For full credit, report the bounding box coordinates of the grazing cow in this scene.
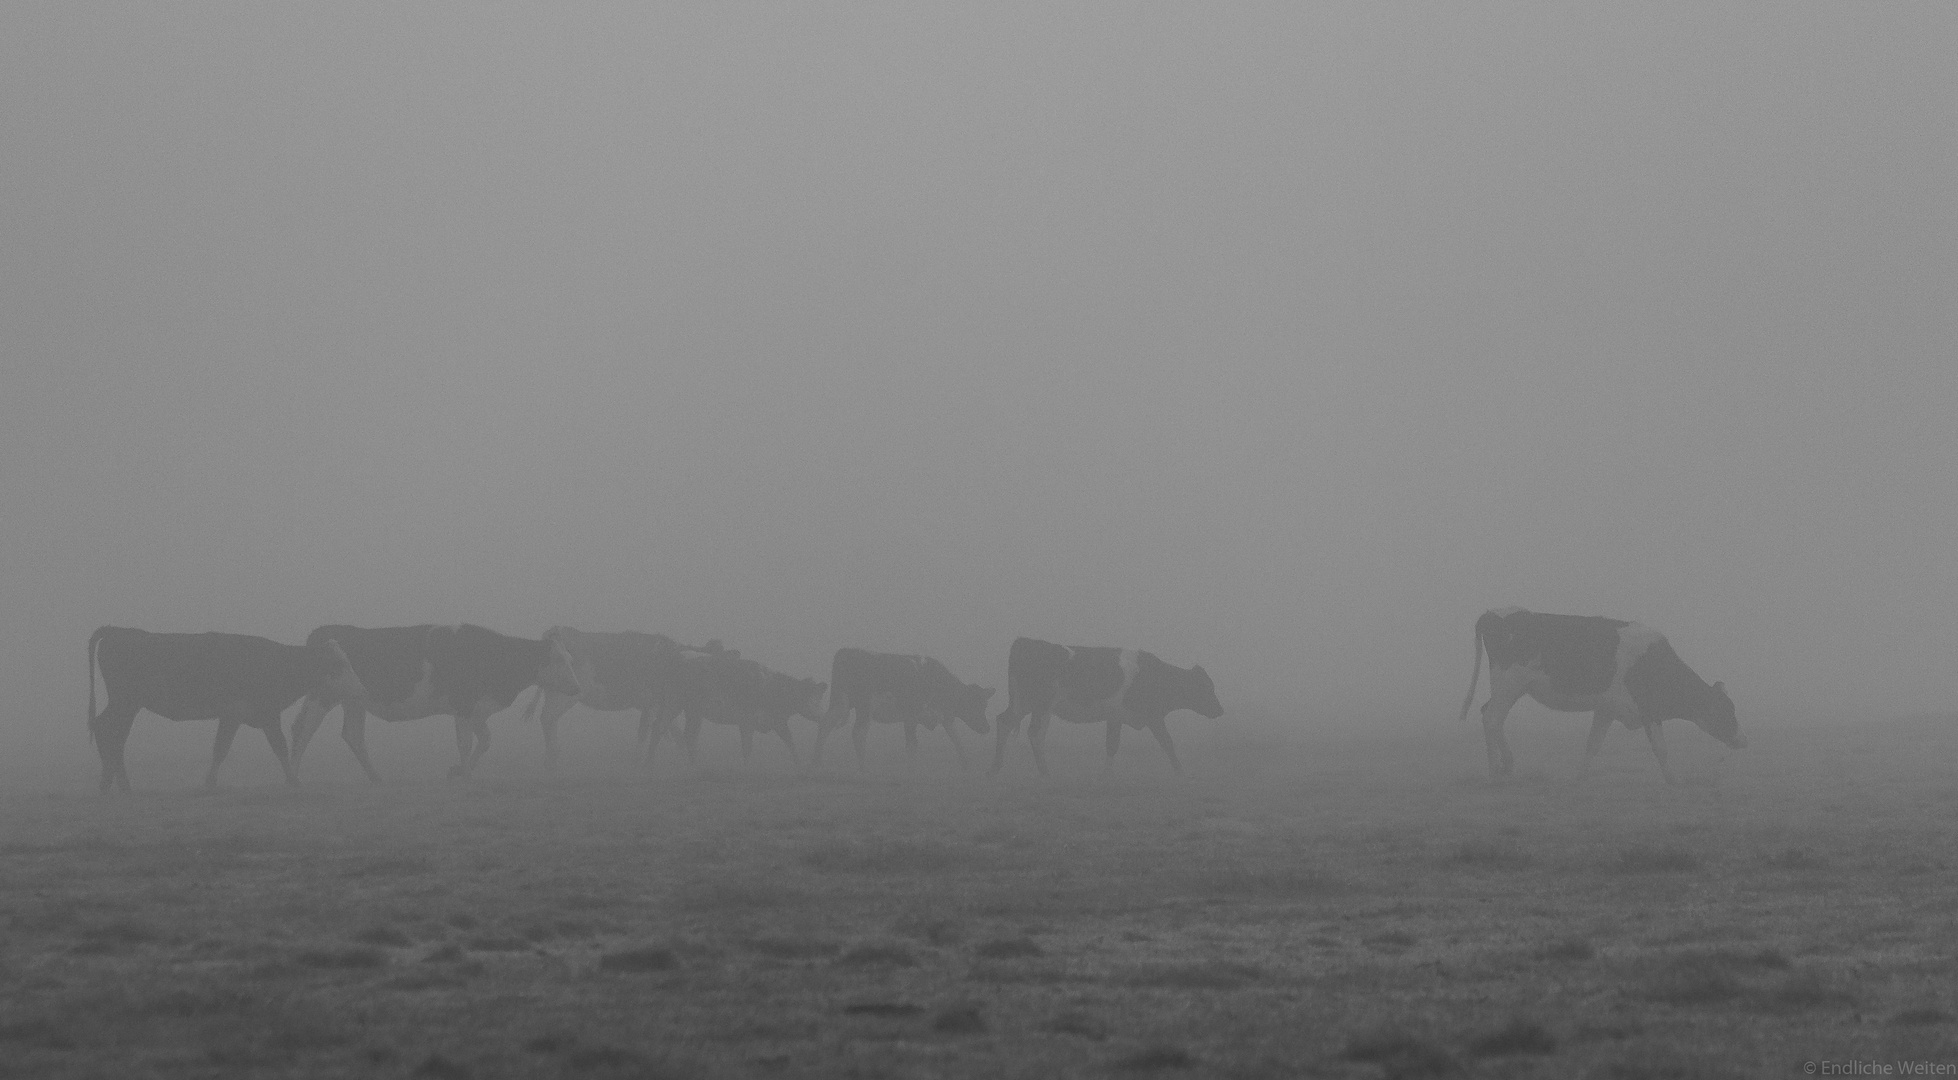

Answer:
[86,626,363,792]
[519,627,683,767]
[819,648,994,770]
[1457,607,1744,784]
[678,652,826,765]
[990,638,1222,776]
[288,624,580,781]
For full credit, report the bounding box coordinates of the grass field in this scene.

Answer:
[2,711,1955,1078]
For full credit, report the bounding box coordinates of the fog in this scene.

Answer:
[3,4,1954,786]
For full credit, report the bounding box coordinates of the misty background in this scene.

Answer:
[3,4,1953,787]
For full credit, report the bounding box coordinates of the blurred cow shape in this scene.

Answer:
[991,638,1222,776]
[87,626,362,792]
[673,647,826,766]
[519,627,686,767]
[818,648,994,770]
[1458,607,1744,784]
[289,624,580,781]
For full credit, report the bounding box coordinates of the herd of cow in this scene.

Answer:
[83,607,1745,793]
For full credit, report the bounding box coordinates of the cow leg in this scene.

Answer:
[776,719,799,766]
[1644,721,1675,786]
[813,708,844,766]
[1027,712,1053,777]
[1580,710,1613,775]
[204,718,242,789]
[341,703,382,783]
[1145,717,1182,776]
[289,697,329,769]
[903,719,919,764]
[643,705,679,770]
[942,718,969,771]
[537,691,574,769]
[989,709,1021,776]
[90,705,138,794]
[259,713,298,786]
[850,714,871,770]
[466,714,493,774]
[450,716,476,778]
[1479,690,1523,777]
[1102,717,1123,773]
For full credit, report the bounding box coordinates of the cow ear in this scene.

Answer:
[982,688,997,703]
[1193,664,1208,678]
[1712,681,1725,694]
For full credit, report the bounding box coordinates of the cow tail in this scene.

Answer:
[1457,619,1486,724]
[87,626,106,743]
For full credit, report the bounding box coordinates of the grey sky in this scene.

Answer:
[3,3,1954,764]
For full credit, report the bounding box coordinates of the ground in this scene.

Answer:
[2,712,1955,1079]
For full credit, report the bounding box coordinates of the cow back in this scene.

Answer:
[1479,611,1630,697]
[308,625,439,702]
[94,628,317,721]
[552,629,678,706]
[436,625,552,713]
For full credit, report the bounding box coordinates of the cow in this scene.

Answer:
[818,648,993,770]
[518,627,683,767]
[287,624,580,781]
[86,626,363,792]
[677,651,826,766]
[1456,607,1744,784]
[990,638,1222,776]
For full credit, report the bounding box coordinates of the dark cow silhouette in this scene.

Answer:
[819,648,993,770]
[991,637,1221,776]
[87,626,362,792]
[678,651,825,766]
[524,634,771,768]
[1457,607,1744,784]
[520,627,685,767]
[288,624,580,780]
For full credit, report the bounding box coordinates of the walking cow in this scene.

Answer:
[820,648,993,770]
[990,638,1221,776]
[87,626,363,792]
[1457,607,1745,784]
[288,624,580,781]
[520,627,684,767]
[677,651,826,766]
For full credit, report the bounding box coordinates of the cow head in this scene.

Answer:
[539,636,583,698]
[316,638,367,700]
[1183,664,1223,719]
[949,683,995,734]
[1689,680,1743,749]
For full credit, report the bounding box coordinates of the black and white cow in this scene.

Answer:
[677,651,826,766]
[1457,607,1744,784]
[520,627,683,767]
[87,626,363,792]
[818,648,994,770]
[990,637,1222,776]
[288,624,580,781]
